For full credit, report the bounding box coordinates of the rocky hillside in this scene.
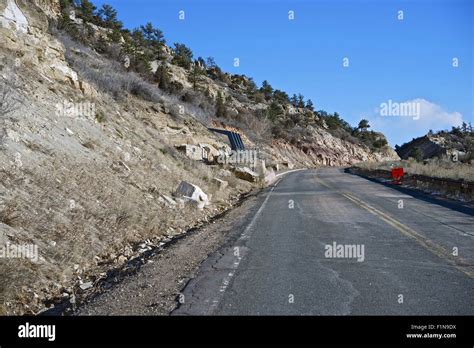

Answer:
[0,0,398,314]
[396,127,473,162]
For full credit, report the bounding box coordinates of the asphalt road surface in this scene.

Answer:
[174,168,474,315]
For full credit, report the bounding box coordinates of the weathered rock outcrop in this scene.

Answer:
[396,134,471,162]
[0,0,96,97]
[267,129,399,168]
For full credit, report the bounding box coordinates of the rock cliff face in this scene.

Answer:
[396,135,446,160]
[270,127,398,167]
[0,0,397,315]
[396,133,472,162]
[0,0,95,97]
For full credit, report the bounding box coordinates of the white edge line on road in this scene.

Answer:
[275,168,306,178]
[240,183,277,239]
[240,171,293,239]
[209,170,301,313]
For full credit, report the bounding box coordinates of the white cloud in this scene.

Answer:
[368,98,464,146]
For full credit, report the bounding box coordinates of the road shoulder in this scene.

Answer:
[75,187,270,315]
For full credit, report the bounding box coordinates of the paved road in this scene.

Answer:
[174,168,474,315]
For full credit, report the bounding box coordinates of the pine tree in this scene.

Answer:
[305,99,314,111]
[260,80,273,101]
[304,110,315,126]
[206,57,217,68]
[267,101,285,123]
[172,43,193,70]
[78,0,96,23]
[97,4,121,29]
[196,57,206,69]
[59,0,73,11]
[297,94,305,108]
[246,78,257,97]
[58,7,81,40]
[290,94,298,107]
[154,64,171,92]
[139,22,165,60]
[141,22,165,45]
[107,28,122,43]
[358,119,370,131]
[189,62,204,90]
[273,90,289,104]
[131,29,146,49]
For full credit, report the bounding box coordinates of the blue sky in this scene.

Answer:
[91,0,473,146]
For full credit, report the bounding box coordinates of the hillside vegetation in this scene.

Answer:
[55,0,393,153]
[395,126,474,162]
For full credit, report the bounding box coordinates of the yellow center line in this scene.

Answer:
[315,176,474,278]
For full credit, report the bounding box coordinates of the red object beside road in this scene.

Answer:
[391,167,404,185]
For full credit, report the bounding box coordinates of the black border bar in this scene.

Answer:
[0,316,472,346]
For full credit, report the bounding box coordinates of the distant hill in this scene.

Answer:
[395,126,473,162]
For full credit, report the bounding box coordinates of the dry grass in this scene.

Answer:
[0,202,20,227]
[0,140,246,314]
[57,33,212,125]
[0,258,37,315]
[355,158,474,181]
[0,31,258,315]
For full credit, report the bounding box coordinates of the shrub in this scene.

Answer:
[59,33,163,102]
[411,147,424,162]
[373,138,388,149]
[95,111,106,123]
[0,78,18,117]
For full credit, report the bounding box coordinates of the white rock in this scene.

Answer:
[213,177,228,190]
[218,169,232,177]
[117,255,127,265]
[160,194,177,208]
[79,282,93,290]
[264,170,277,184]
[234,167,259,182]
[174,181,209,210]
[0,0,28,34]
[256,159,267,177]
[159,163,170,172]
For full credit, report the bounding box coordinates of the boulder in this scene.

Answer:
[234,167,259,182]
[176,144,205,161]
[79,282,93,290]
[158,194,177,209]
[264,170,276,185]
[79,80,98,98]
[174,181,209,210]
[213,177,228,190]
[199,143,220,162]
[218,169,232,177]
[256,159,267,177]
